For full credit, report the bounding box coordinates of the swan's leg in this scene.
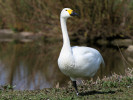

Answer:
[72,81,79,96]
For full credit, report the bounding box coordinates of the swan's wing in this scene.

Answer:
[72,46,105,67]
[72,46,100,56]
[72,46,98,55]
[71,46,105,77]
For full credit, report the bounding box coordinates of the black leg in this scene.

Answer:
[72,81,79,95]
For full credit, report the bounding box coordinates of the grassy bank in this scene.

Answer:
[0,68,132,100]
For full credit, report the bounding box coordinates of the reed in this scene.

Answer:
[0,0,133,38]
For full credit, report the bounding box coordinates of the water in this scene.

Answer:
[0,41,132,90]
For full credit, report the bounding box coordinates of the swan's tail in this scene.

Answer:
[101,56,105,67]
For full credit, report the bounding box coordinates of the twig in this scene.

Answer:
[115,41,133,68]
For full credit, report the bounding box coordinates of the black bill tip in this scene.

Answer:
[70,12,78,16]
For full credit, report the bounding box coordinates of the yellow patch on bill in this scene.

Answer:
[67,9,73,14]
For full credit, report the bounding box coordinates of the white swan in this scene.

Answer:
[58,8,105,95]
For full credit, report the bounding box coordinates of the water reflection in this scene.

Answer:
[0,42,132,90]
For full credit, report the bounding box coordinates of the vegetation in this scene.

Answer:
[0,0,133,39]
[0,68,132,99]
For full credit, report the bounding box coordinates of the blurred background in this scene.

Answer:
[0,0,133,90]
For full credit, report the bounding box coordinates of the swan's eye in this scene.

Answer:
[66,10,67,11]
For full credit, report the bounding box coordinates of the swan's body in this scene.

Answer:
[58,46,104,79]
[58,8,105,95]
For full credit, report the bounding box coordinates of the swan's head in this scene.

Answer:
[60,8,78,19]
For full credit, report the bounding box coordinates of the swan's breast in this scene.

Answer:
[58,52,75,75]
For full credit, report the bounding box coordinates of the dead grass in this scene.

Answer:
[0,0,133,39]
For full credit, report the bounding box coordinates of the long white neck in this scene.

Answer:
[60,17,71,48]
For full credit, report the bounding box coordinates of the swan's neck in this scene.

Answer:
[60,17,71,47]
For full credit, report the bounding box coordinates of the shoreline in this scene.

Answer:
[0,68,132,99]
[0,29,132,48]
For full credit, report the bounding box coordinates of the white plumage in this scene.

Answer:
[58,8,105,95]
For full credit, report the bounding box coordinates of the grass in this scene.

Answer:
[0,68,133,100]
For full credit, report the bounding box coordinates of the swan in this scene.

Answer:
[58,8,105,95]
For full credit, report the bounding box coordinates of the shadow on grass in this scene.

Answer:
[79,90,115,96]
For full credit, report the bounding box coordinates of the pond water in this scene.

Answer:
[0,40,132,90]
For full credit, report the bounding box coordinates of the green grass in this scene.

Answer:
[0,68,133,100]
[0,81,132,100]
